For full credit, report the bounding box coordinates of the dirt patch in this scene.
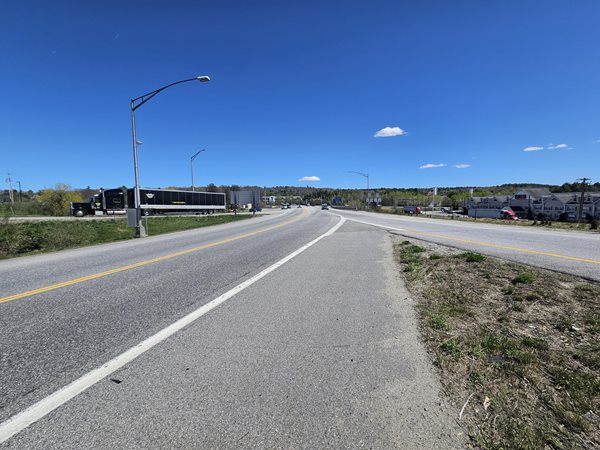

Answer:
[394,237,600,449]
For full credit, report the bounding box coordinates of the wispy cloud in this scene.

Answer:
[554,143,569,149]
[374,126,407,138]
[419,163,446,169]
[299,175,320,182]
[523,146,544,152]
[454,164,471,169]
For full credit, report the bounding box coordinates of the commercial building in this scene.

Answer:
[467,188,600,220]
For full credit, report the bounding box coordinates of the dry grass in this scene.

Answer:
[395,239,600,449]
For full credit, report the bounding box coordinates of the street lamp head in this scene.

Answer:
[196,75,211,82]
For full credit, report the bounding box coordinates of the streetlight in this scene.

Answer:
[130,75,210,238]
[191,149,205,192]
[348,171,370,206]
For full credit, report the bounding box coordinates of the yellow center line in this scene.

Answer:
[0,209,310,305]
[401,227,600,265]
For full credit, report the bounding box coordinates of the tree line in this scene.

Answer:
[1,181,598,216]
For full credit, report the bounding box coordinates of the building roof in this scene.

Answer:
[548,192,600,202]
[515,188,552,199]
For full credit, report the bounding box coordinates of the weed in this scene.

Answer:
[429,254,442,260]
[406,244,425,254]
[585,314,600,334]
[555,316,574,332]
[512,273,536,284]
[461,252,486,262]
[552,369,600,413]
[428,313,449,331]
[440,339,461,356]
[501,285,515,295]
[521,336,549,350]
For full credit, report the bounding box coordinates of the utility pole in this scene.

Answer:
[5,173,14,205]
[576,177,591,224]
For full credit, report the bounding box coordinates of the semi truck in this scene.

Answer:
[467,208,518,220]
[70,188,226,217]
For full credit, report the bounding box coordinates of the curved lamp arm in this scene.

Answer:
[132,75,210,111]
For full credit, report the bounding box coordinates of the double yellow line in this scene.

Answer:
[0,209,310,305]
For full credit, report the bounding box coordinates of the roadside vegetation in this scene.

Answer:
[0,215,253,259]
[395,239,599,449]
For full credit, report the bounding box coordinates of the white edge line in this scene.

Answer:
[343,216,404,232]
[0,215,347,444]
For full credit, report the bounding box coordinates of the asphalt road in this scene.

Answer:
[0,207,465,448]
[332,209,600,281]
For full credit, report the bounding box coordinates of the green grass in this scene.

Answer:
[0,214,254,259]
[512,273,536,284]
[460,251,486,262]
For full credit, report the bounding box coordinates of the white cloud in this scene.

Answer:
[298,175,320,182]
[454,164,471,169]
[554,143,568,149]
[547,145,555,150]
[419,163,446,169]
[374,126,407,138]
[523,146,544,152]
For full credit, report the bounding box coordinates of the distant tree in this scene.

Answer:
[206,183,218,192]
[36,183,83,216]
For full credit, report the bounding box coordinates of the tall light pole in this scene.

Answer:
[348,171,370,206]
[130,75,210,238]
[191,149,205,192]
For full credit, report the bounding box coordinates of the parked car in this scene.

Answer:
[249,207,262,213]
[403,206,422,214]
[321,204,330,210]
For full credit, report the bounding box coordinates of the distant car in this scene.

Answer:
[321,204,329,210]
[297,205,302,208]
[249,207,262,213]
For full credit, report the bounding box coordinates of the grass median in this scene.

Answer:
[0,214,254,259]
[395,239,599,449]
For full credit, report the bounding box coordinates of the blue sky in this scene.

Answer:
[1,1,599,191]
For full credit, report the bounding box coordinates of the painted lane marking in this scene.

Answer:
[0,208,310,305]
[338,210,600,241]
[0,215,346,443]
[346,217,600,265]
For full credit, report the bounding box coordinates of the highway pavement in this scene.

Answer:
[0,207,465,448]
[332,209,600,281]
